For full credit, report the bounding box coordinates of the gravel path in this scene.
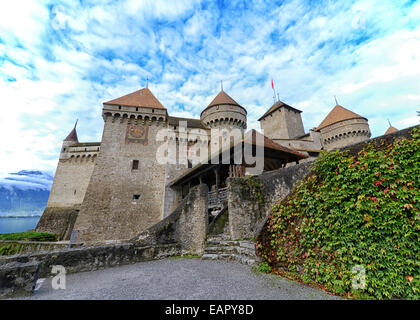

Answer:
[20,258,341,300]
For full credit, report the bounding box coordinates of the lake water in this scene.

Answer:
[0,216,41,234]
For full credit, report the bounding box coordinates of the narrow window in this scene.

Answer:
[133,194,140,200]
[136,107,138,111]
[132,160,139,170]
[118,105,122,110]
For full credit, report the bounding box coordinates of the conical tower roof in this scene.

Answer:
[316,105,366,131]
[384,125,398,135]
[64,120,78,142]
[104,88,166,109]
[201,90,246,115]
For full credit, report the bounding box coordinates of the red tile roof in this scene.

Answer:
[316,105,366,131]
[258,100,302,121]
[244,129,308,158]
[201,90,246,115]
[384,125,398,135]
[104,88,166,109]
[64,120,78,142]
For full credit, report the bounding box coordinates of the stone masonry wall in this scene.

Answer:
[260,107,305,140]
[133,184,209,256]
[73,117,168,243]
[45,156,97,208]
[320,118,371,150]
[228,162,312,240]
[0,243,180,299]
[0,183,208,298]
[36,153,97,239]
[36,207,79,240]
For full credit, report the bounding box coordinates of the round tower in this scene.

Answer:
[200,90,247,131]
[316,104,371,150]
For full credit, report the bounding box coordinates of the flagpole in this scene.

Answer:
[271,78,276,103]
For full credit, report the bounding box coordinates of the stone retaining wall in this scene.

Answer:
[227,162,312,240]
[0,242,180,299]
[1,184,209,299]
[132,183,208,255]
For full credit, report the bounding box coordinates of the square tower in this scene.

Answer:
[258,101,305,140]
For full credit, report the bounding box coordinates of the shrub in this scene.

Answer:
[256,127,419,299]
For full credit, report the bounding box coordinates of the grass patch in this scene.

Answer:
[0,231,57,242]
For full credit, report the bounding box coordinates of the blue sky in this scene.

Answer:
[0,0,419,175]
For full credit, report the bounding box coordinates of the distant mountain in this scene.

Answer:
[0,170,53,217]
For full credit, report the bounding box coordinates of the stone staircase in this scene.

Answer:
[201,233,259,266]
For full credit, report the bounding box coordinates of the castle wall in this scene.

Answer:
[36,144,99,240]
[73,115,168,243]
[201,104,247,130]
[162,124,210,218]
[46,152,98,208]
[133,184,209,255]
[319,118,371,150]
[228,162,312,240]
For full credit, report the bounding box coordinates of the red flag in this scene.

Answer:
[271,78,274,89]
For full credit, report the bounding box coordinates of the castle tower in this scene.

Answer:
[258,100,305,140]
[36,121,100,240]
[384,123,398,135]
[72,87,169,243]
[315,104,371,150]
[200,90,247,131]
[60,120,78,159]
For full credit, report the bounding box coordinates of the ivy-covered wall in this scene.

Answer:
[256,126,419,299]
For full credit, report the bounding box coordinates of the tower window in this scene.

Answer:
[132,160,139,170]
[133,194,140,200]
[118,105,121,110]
[136,107,138,111]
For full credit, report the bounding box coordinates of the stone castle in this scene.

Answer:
[36,86,372,243]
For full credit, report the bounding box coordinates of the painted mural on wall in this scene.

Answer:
[125,124,149,145]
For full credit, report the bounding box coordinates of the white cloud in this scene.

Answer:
[0,0,419,175]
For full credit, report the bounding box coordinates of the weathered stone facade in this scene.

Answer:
[259,101,372,156]
[38,86,374,244]
[318,118,371,150]
[227,162,312,240]
[73,116,168,243]
[0,242,180,298]
[133,184,208,256]
[259,103,305,140]
[36,137,99,239]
